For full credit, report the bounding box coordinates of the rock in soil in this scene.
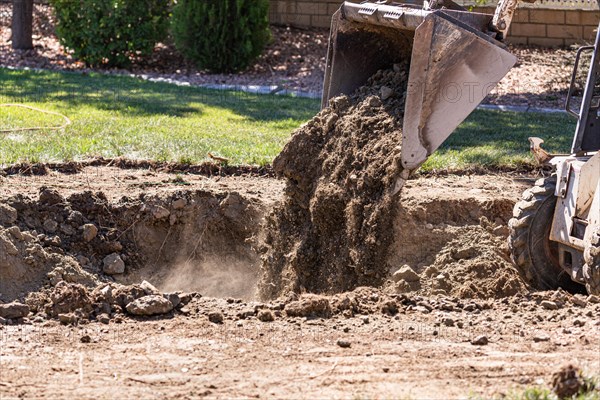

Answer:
[336,339,351,348]
[126,295,174,316]
[208,311,224,324]
[471,335,488,346]
[0,301,29,319]
[82,223,98,242]
[103,253,125,275]
[392,265,420,283]
[285,295,332,318]
[257,309,275,322]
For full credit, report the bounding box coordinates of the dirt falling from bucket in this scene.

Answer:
[259,65,410,299]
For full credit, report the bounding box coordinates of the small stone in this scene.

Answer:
[362,316,370,324]
[392,265,420,283]
[208,312,224,324]
[541,300,559,310]
[425,223,434,230]
[471,335,488,345]
[172,198,187,210]
[103,253,125,275]
[82,224,98,242]
[140,280,161,295]
[0,203,17,225]
[533,333,550,342]
[126,295,174,316]
[423,266,439,278]
[382,367,390,373]
[39,188,64,205]
[97,313,110,324]
[571,295,587,307]
[587,295,600,304]
[164,293,181,308]
[443,317,455,327]
[380,86,394,100]
[43,219,58,233]
[257,309,275,322]
[337,339,351,348]
[0,301,29,319]
[58,313,78,325]
[573,319,585,327]
[60,224,75,236]
[178,293,192,305]
[80,335,91,343]
[152,206,170,220]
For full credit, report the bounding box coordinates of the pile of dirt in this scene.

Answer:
[259,66,409,299]
[391,225,529,299]
[383,191,531,299]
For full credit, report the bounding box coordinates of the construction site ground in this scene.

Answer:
[1,166,599,399]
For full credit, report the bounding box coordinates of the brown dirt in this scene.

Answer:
[260,66,409,299]
[1,166,600,398]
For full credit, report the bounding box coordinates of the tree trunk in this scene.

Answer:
[12,0,34,50]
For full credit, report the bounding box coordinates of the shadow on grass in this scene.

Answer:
[434,109,577,162]
[0,68,320,121]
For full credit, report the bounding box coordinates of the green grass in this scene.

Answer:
[422,109,576,172]
[0,68,319,166]
[0,68,577,169]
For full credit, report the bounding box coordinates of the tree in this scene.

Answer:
[12,0,34,50]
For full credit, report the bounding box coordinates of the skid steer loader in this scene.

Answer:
[321,0,600,294]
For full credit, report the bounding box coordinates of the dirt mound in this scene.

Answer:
[260,66,409,299]
[404,225,529,299]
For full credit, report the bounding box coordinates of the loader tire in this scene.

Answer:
[583,227,600,295]
[508,176,579,291]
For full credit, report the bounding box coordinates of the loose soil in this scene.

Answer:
[1,166,599,398]
[260,66,408,299]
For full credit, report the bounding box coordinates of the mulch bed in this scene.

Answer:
[0,3,583,108]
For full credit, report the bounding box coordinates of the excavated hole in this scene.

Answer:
[0,188,264,303]
[0,184,530,306]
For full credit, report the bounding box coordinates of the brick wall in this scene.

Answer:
[269,1,600,47]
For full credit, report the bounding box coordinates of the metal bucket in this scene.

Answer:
[322,1,517,171]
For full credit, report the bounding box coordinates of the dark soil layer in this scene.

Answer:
[259,66,409,299]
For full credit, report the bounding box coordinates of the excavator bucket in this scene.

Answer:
[322,1,517,171]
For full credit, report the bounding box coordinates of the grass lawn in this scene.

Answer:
[0,68,577,171]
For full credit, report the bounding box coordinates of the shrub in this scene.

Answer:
[172,0,271,73]
[51,0,170,68]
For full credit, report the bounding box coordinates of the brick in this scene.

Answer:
[529,37,565,48]
[564,38,587,47]
[547,24,583,39]
[581,11,600,25]
[513,9,529,23]
[506,36,528,45]
[276,1,296,14]
[584,25,598,41]
[311,14,332,28]
[510,23,546,38]
[529,9,565,24]
[297,2,327,15]
[289,13,312,27]
[565,10,583,25]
